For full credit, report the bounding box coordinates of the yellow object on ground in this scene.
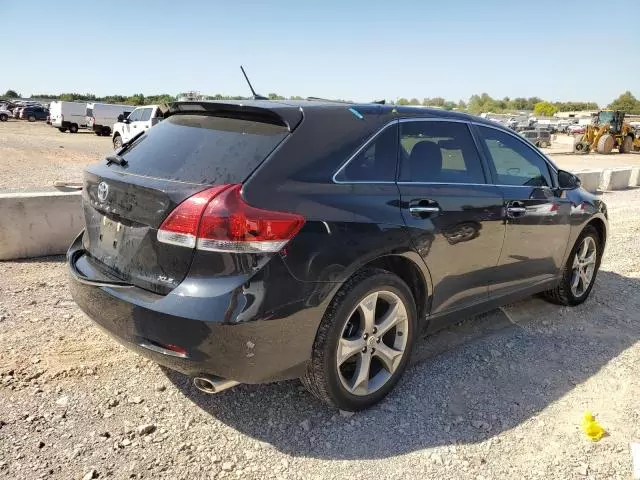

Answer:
[581,411,606,441]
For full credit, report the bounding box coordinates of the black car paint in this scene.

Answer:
[68,102,608,385]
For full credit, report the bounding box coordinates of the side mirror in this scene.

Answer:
[557,169,580,190]
[117,114,125,123]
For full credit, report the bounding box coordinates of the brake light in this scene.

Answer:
[157,185,304,253]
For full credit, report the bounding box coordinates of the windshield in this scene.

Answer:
[598,111,615,125]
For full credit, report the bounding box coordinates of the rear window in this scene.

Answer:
[119,114,289,184]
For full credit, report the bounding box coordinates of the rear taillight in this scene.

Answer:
[157,185,304,254]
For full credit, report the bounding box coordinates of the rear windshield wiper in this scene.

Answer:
[105,130,146,167]
[105,154,127,166]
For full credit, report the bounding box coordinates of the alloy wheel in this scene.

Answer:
[571,236,597,297]
[336,291,409,396]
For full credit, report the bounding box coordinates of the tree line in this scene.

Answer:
[3,89,640,115]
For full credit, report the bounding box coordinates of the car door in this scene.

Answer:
[474,124,572,296]
[137,107,153,132]
[396,119,505,315]
[122,109,141,142]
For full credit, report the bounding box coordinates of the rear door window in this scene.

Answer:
[119,114,290,184]
[477,126,551,187]
[398,121,486,184]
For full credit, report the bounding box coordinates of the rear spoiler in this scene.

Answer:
[161,101,303,132]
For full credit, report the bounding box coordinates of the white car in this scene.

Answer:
[111,105,164,149]
[0,107,11,122]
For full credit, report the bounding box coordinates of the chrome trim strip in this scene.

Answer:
[397,181,552,189]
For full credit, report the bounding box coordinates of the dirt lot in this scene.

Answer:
[1,187,639,479]
[0,120,111,191]
[1,120,640,191]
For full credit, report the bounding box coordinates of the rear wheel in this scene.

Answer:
[58,127,67,132]
[596,134,614,154]
[69,124,79,133]
[0,113,7,122]
[113,134,123,150]
[28,115,36,122]
[544,226,601,306]
[301,269,417,411]
[619,135,633,154]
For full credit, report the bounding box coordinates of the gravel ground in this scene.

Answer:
[1,121,639,191]
[0,120,111,190]
[1,188,639,479]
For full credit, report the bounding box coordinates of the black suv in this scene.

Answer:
[68,101,608,411]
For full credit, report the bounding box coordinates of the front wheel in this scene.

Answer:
[69,124,79,133]
[28,115,36,122]
[58,127,67,132]
[0,114,7,122]
[112,135,123,149]
[301,269,417,411]
[544,225,601,306]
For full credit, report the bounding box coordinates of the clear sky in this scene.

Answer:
[2,0,637,106]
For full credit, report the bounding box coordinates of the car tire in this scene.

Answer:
[58,127,67,132]
[301,268,417,411]
[28,115,36,122]
[113,134,123,150]
[543,225,602,306]
[69,124,79,133]
[0,114,7,122]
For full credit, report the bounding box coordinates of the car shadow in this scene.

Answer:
[166,269,639,460]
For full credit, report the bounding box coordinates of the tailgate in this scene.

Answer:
[80,108,292,294]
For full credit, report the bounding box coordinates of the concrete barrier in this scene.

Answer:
[601,168,632,191]
[0,190,83,260]
[630,167,640,187]
[576,170,602,193]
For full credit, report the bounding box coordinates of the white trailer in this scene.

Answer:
[86,103,134,136]
[49,101,88,133]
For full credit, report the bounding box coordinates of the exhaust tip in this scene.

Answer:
[193,375,240,394]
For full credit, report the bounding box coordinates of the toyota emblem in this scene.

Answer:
[97,182,109,202]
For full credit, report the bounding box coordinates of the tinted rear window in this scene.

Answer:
[119,114,289,184]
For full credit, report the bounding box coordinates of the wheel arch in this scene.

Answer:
[350,253,432,325]
[586,216,607,250]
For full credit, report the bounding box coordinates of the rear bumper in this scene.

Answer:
[67,233,331,383]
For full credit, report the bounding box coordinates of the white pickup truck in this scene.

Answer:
[111,105,164,149]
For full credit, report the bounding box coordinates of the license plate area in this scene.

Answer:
[99,215,123,250]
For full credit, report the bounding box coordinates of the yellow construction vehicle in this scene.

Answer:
[574,110,636,154]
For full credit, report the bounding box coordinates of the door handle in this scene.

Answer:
[409,200,441,217]
[409,206,440,214]
[507,207,526,214]
[506,201,527,218]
